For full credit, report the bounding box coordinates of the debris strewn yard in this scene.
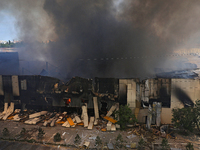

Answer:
[0,103,199,150]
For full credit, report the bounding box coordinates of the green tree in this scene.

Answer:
[74,134,81,145]
[137,138,145,150]
[2,128,9,137]
[95,136,102,147]
[186,143,194,150]
[115,105,137,130]
[37,127,45,139]
[161,139,170,150]
[54,133,61,142]
[172,100,200,133]
[115,133,126,149]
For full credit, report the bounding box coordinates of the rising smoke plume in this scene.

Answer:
[1,0,200,80]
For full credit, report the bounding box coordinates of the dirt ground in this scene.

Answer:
[0,120,200,150]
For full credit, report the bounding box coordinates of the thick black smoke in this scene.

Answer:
[1,0,200,80]
[43,0,177,79]
[119,0,200,42]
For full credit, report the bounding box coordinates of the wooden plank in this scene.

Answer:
[32,118,41,124]
[50,118,57,127]
[13,114,21,121]
[94,119,98,126]
[93,97,99,119]
[43,113,54,126]
[107,121,112,131]
[75,116,82,123]
[84,113,88,127]
[56,111,67,123]
[77,122,84,126]
[12,75,20,96]
[25,118,34,124]
[88,117,94,130]
[62,121,70,127]
[29,111,47,119]
[106,103,119,117]
[82,104,88,127]
[3,103,8,113]
[111,124,116,131]
[67,117,75,126]
[71,118,77,127]
[103,116,117,124]
[2,112,12,120]
[2,102,14,120]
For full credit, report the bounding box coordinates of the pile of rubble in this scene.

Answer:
[0,102,199,149]
[0,98,119,132]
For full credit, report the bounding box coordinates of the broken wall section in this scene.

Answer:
[119,79,140,113]
[141,78,171,108]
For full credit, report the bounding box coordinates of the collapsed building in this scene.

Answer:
[0,74,199,125]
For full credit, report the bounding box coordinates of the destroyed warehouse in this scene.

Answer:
[0,73,199,125]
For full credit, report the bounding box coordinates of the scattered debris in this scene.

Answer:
[67,117,75,126]
[83,141,90,149]
[107,143,114,150]
[130,143,137,149]
[103,116,117,124]
[127,134,137,139]
[107,121,112,131]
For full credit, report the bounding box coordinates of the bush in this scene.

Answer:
[74,134,81,145]
[137,138,145,150]
[115,133,126,149]
[172,101,200,133]
[37,127,45,139]
[54,133,61,142]
[95,136,102,147]
[161,139,170,150]
[115,105,137,130]
[20,128,26,136]
[186,142,194,150]
[27,139,36,143]
[2,128,9,137]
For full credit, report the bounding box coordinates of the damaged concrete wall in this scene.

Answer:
[171,79,200,108]
[138,78,200,124]
[161,79,200,124]
[119,79,138,113]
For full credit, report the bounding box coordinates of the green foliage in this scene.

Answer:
[95,136,102,147]
[74,134,81,145]
[2,128,9,136]
[137,138,145,150]
[37,127,45,139]
[115,133,126,149]
[115,105,137,130]
[54,133,61,142]
[0,41,15,48]
[161,139,170,150]
[27,139,36,143]
[186,142,194,150]
[172,101,200,133]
